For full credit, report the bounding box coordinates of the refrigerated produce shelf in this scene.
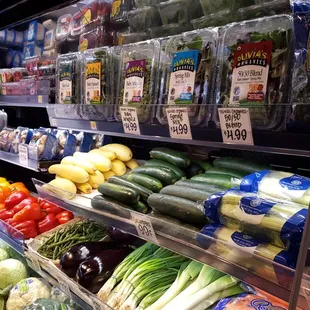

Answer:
[0,95,50,105]
[33,178,309,309]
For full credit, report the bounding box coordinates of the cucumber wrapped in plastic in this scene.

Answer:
[203,189,307,249]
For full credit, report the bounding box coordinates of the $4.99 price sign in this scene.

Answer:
[18,144,29,166]
[120,107,141,135]
[166,107,192,139]
[131,213,158,244]
[218,108,253,145]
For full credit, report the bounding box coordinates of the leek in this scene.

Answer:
[120,269,178,310]
[177,275,239,310]
[136,285,171,310]
[145,260,203,310]
[162,265,223,310]
[97,243,159,301]
[108,255,188,308]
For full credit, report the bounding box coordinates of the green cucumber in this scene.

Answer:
[191,173,241,189]
[192,160,212,172]
[145,159,186,179]
[132,166,178,185]
[98,183,139,205]
[160,185,212,202]
[147,193,206,226]
[175,180,226,193]
[133,201,149,214]
[108,176,153,202]
[185,163,203,178]
[213,157,270,174]
[204,167,247,179]
[91,195,133,217]
[122,173,163,193]
[150,147,191,168]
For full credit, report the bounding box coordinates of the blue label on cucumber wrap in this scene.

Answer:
[203,190,228,223]
[279,174,310,191]
[230,231,260,249]
[196,223,221,249]
[240,196,275,216]
[240,170,269,193]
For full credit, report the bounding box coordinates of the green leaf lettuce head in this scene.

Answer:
[0,259,28,289]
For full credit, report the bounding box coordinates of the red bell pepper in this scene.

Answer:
[13,203,41,222]
[37,214,59,234]
[12,196,38,213]
[56,211,74,224]
[39,199,64,215]
[0,209,14,220]
[14,220,37,239]
[4,191,29,209]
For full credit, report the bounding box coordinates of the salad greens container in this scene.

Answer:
[192,10,235,29]
[115,39,161,124]
[156,28,218,126]
[128,7,162,32]
[56,52,82,104]
[213,15,294,131]
[149,24,193,39]
[135,0,168,8]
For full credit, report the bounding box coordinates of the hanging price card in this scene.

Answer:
[19,144,29,166]
[218,108,253,145]
[38,95,43,103]
[90,121,97,130]
[166,107,192,139]
[120,107,141,135]
[91,297,107,310]
[131,213,158,244]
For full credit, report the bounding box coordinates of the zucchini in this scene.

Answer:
[175,180,226,193]
[91,195,133,217]
[122,173,163,193]
[192,160,212,172]
[145,159,186,179]
[98,183,139,205]
[185,163,203,178]
[108,176,153,202]
[160,185,212,202]
[191,173,241,189]
[133,200,149,214]
[147,193,206,226]
[213,157,270,174]
[204,167,247,179]
[132,166,178,185]
[150,147,191,168]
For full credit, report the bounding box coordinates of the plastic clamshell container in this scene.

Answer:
[128,7,162,32]
[56,14,72,41]
[199,0,255,16]
[44,29,56,50]
[149,23,193,38]
[43,19,57,30]
[4,30,15,44]
[115,39,161,124]
[191,10,236,29]
[27,20,45,42]
[81,47,113,105]
[79,27,103,52]
[0,127,15,152]
[12,68,28,82]
[157,28,218,127]
[56,52,82,104]
[118,32,150,45]
[23,56,40,76]
[158,0,203,26]
[0,69,13,83]
[135,0,168,8]
[214,14,294,131]
[110,0,133,26]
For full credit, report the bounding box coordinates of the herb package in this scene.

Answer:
[128,7,162,32]
[199,0,254,16]
[149,24,193,39]
[192,10,235,29]
[214,15,294,131]
[156,29,217,127]
[115,40,161,124]
[135,0,167,8]
[56,52,82,104]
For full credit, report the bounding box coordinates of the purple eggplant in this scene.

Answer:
[107,226,138,243]
[60,241,121,277]
[76,247,133,291]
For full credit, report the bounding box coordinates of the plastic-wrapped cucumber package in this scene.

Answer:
[204,189,307,249]
[198,224,297,268]
[115,40,160,123]
[240,170,310,206]
[213,15,294,131]
[157,28,217,126]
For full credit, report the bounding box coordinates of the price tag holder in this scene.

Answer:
[166,107,192,140]
[91,297,106,310]
[120,107,141,135]
[90,121,97,131]
[38,95,43,103]
[58,281,72,298]
[131,213,158,244]
[218,108,253,145]
[50,118,57,127]
[19,144,29,166]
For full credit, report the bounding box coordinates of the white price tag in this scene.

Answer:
[58,281,71,298]
[50,118,57,127]
[218,108,253,145]
[38,95,43,103]
[18,144,29,166]
[120,107,141,135]
[131,213,158,244]
[166,107,192,140]
[90,121,97,130]
[91,297,106,310]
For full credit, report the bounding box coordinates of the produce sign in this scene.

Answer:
[166,107,192,140]
[120,106,141,135]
